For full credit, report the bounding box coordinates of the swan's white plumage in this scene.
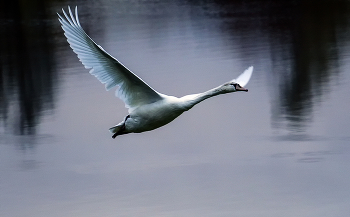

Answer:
[58,6,162,110]
[58,6,253,137]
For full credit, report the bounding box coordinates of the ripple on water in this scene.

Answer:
[271,150,341,163]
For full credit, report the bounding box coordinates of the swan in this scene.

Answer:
[58,6,253,138]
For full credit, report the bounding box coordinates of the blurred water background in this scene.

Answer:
[1,1,350,216]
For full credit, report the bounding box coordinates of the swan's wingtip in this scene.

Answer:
[231,65,254,87]
[246,66,254,72]
[60,5,78,12]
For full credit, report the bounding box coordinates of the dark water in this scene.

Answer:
[1,1,350,216]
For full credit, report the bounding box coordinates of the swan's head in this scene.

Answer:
[222,82,248,92]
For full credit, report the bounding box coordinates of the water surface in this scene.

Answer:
[1,1,350,216]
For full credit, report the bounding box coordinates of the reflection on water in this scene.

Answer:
[208,1,350,132]
[0,1,57,136]
[270,1,349,132]
[1,1,350,217]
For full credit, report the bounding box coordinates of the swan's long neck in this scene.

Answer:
[180,85,225,110]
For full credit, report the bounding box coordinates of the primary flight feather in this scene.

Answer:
[58,6,253,138]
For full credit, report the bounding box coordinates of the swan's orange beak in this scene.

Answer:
[236,86,248,92]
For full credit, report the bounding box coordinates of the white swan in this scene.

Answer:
[58,7,253,138]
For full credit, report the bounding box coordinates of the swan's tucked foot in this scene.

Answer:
[110,115,130,139]
[112,130,121,139]
[111,124,126,139]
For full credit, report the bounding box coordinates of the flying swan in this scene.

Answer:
[58,6,253,138]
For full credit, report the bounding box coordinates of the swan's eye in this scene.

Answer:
[230,83,237,90]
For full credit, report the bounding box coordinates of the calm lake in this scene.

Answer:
[1,1,350,216]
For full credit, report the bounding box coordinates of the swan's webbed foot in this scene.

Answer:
[111,115,130,139]
[112,132,119,139]
[112,123,126,139]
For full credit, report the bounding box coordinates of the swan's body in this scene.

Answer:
[58,7,253,138]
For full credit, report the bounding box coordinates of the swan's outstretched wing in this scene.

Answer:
[231,66,254,87]
[58,6,162,110]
